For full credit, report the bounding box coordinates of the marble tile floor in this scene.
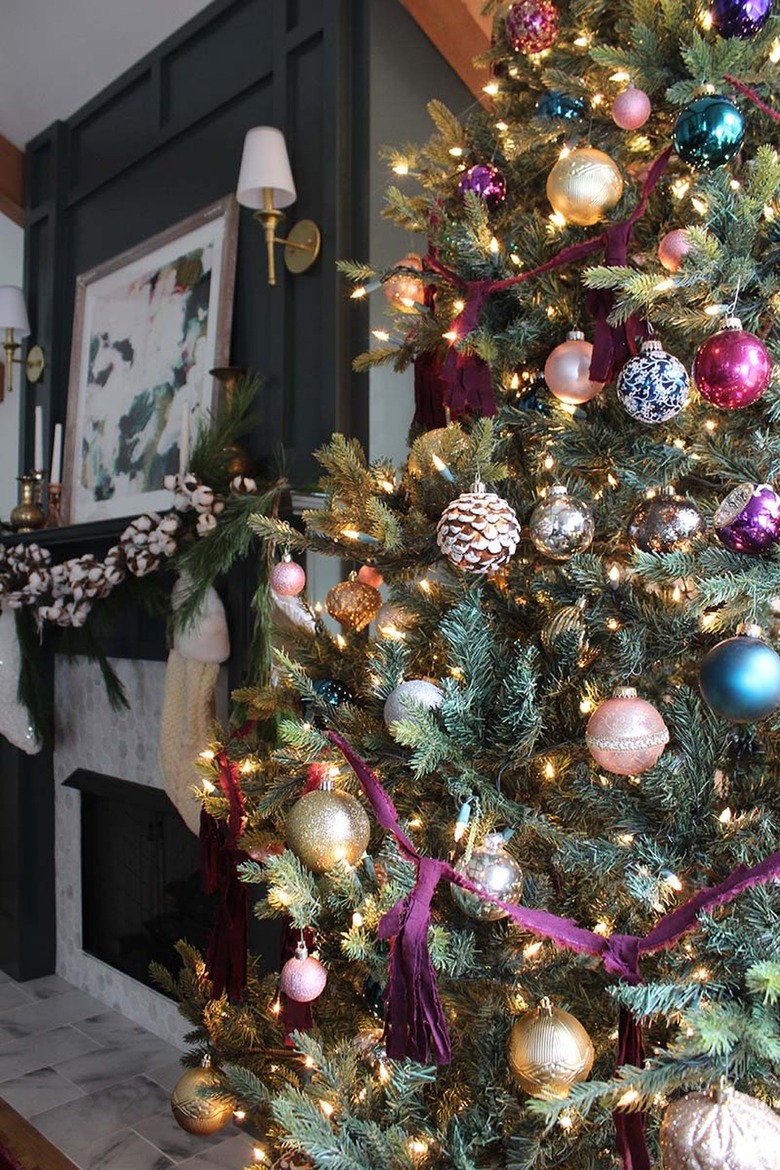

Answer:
[0,970,256,1170]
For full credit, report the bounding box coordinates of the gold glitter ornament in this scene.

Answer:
[508,998,594,1099]
[546,146,624,226]
[660,1080,780,1170]
[325,577,382,631]
[171,1057,234,1135]
[436,481,521,574]
[286,776,370,872]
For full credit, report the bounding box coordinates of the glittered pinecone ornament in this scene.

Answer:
[508,999,594,1099]
[628,489,705,553]
[617,338,690,424]
[286,775,370,872]
[325,575,382,631]
[451,832,524,921]
[586,686,669,776]
[280,940,327,1003]
[436,482,521,574]
[384,679,443,729]
[270,553,306,597]
[699,625,780,723]
[546,146,623,226]
[171,1057,233,1135]
[660,1080,780,1170]
[529,485,594,561]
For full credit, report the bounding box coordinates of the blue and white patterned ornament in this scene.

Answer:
[616,339,690,424]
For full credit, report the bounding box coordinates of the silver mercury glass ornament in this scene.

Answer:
[529,485,595,561]
[627,486,705,554]
[451,832,524,921]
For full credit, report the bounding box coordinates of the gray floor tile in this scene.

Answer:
[74,1011,182,1054]
[0,989,107,1039]
[0,1065,84,1117]
[0,983,33,1012]
[176,1134,257,1169]
[18,974,75,1000]
[134,1109,235,1162]
[0,1024,101,1081]
[81,1127,174,1170]
[59,1024,182,1093]
[146,1058,186,1093]
[33,1074,171,1160]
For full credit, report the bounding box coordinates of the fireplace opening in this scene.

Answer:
[65,769,217,994]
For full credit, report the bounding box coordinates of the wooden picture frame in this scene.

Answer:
[62,196,238,525]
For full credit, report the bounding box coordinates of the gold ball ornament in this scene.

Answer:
[546,147,624,227]
[660,1081,780,1170]
[325,578,382,631]
[436,482,521,574]
[286,779,371,872]
[171,1058,234,1135]
[508,999,594,1099]
[383,253,426,312]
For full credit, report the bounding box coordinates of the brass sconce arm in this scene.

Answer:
[253,188,321,286]
[2,328,45,394]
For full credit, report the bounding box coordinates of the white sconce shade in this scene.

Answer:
[236,127,297,209]
[0,286,30,339]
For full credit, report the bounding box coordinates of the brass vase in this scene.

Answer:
[10,476,45,532]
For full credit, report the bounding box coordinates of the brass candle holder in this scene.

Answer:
[44,483,63,529]
[10,475,45,532]
[210,365,254,477]
[31,469,46,507]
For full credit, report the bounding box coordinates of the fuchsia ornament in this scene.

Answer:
[505,0,559,53]
[611,86,651,130]
[544,330,604,404]
[280,940,327,1003]
[658,229,690,272]
[271,554,306,597]
[586,686,669,776]
[714,483,780,553]
[693,317,772,409]
[458,164,507,211]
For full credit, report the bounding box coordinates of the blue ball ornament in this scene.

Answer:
[699,633,780,723]
[616,339,690,424]
[536,91,586,121]
[673,96,745,170]
[711,0,772,38]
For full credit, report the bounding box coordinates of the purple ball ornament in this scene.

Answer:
[712,0,773,38]
[458,164,507,212]
[505,0,559,54]
[693,317,772,409]
[714,483,780,553]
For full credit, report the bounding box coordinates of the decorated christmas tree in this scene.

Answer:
[158,2,780,1168]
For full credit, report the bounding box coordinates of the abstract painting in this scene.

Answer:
[63,196,238,524]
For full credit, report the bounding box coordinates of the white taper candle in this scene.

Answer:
[33,405,43,471]
[50,422,62,484]
[179,399,190,475]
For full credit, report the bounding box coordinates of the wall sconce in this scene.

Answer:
[0,286,45,399]
[236,127,321,286]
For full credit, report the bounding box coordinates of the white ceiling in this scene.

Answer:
[0,0,214,147]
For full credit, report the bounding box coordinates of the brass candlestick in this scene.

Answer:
[210,365,254,477]
[31,469,46,507]
[10,475,45,532]
[44,483,63,529]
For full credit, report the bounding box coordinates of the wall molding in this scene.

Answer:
[0,133,24,226]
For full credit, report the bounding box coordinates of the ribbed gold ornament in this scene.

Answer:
[170,1058,234,1135]
[546,146,623,226]
[325,578,382,631]
[286,781,371,872]
[508,999,594,1099]
[660,1081,780,1170]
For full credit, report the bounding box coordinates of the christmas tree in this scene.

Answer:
[157,2,780,1167]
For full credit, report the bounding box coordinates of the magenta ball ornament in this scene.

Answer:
[458,164,507,212]
[280,941,327,1003]
[693,317,772,409]
[714,483,780,553]
[271,557,306,597]
[658,229,691,273]
[586,686,669,776]
[611,87,651,130]
[543,330,604,405]
[505,0,559,54]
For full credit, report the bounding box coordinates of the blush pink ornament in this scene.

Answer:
[271,555,306,597]
[658,229,691,273]
[358,564,384,589]
[693,317,772,410]
[586,686,669,776]
[611,86,651,130]
[544,330,604,404]
[280,941,327,1003]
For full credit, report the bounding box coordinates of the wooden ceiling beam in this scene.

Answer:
[0,134,24,227]
[399,0,492,99]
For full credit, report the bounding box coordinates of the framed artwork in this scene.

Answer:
[63,195,238,525]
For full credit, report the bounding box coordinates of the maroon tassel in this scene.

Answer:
[204,843,248,1001]
[413,350,450,429]
[439,349,496,419]
[586,218,647,384]
[200,807,222,895]
[613,1008,650,1170]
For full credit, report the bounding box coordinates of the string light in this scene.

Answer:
[483,82,500,96]
[543,760,556,779]
[442,329,458,342]
[453,299,465,313]
[543,454,555,471]
[524,941,543,959]
[351,286,367,299]
[509,373,520,390]
[432,453,456,483]
[199,749,215,761]
[654,278,675,292]
[336,634,347,649]
[510,252,522,265]
[617,1088,641,1109]
[608,564,621,587]
[719,807,732,823]
[770,37,780,63]
[320,1100,335,1118]
[618,832,634,845]
[489,237,500,254]
[418,578,431,594]
[591,93,604,107]
[691,196,708,216]
[449,146,464,158]
[610,70,630,82]
[241,759,255,775]
[234,1110,246,1121]
[558,144,571,159]
[558,1111,574,1130]
[580,697,595,714]
[253,1147,268,1163]
[671,178,690,200]
[270,998,282,1015]
[495,121,508,132]
[372,329,390,341]
[665,872,683,892]
[573,32,590,46]
[392,161,409,176]
[549,211,567,228]
[202,778,216,793]
[699,8,713,29]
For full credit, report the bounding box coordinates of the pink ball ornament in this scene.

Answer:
[586,686,669,776]
[280,941,327,1003]
[658,229,691,273]
[358,564,384,589]
[693,317,772,410]
[544,330,604,405]
[611,86,651,130]
[271,556,306,597]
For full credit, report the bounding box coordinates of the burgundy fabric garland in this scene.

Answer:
[325,730,780,1169]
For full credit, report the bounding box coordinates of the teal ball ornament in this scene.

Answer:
[673,96,745,170]
[699,630,780,723]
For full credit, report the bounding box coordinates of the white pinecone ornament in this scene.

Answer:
[436,482,520,574]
